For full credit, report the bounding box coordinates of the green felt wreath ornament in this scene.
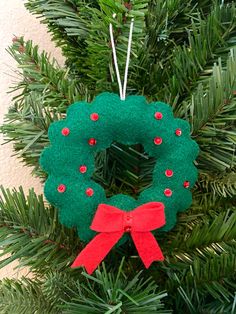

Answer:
[40,92,199,242]
[40,18,199,273]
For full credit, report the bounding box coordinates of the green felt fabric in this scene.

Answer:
[40,92,199,242]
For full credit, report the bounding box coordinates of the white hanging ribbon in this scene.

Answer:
[109,14,134,100]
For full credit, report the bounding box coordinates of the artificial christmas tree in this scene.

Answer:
[0,1,236,313]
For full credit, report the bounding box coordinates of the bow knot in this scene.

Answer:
[124,212,133,232]
[71,202,166,274]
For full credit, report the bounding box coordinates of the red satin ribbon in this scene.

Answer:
[71,202,165,274]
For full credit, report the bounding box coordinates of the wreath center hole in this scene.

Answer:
[93,143,156,199]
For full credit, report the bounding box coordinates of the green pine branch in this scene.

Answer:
[152,208,236,312]
[1,93,51,177]
[166,208,236,259]
[7,37,86,106]
[0,262,170,314]
[0,186,81,274]
[25,0,148,94]
[25,0,92,77]
[198,170,236,198]
[61,260,169,313]
[25,1,236,100]
[164,3,236,104]
[165,254,236,313]
[188,48,236,172]
[1,38,86,176]
[0,277,57,314]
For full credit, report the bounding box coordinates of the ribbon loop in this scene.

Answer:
[131,202,166,232]
[71,202,166,274]
[90,204,124,232]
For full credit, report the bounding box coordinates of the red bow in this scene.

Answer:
[71,202,165,274]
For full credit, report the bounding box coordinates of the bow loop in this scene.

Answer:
[90,204,123,232]
[132,202,165,232]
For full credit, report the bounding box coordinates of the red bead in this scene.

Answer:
[61,127,70,136]
[164,188,172,197]
[165,169,173,177]
[183,181,190,188]
[175,129,182,136]
[90,113,99,121]
[57,184,66,193]
[154,112,163,120]
[86,188,94,197]
[79,165,87,173]
[88,138,97,146]
[154,137,163,145]
[124,226,131,232]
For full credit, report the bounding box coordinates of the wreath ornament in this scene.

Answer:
[40,18,199,274]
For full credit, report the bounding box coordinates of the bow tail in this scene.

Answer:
[131,232,164,268]
[71,231,123,274]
